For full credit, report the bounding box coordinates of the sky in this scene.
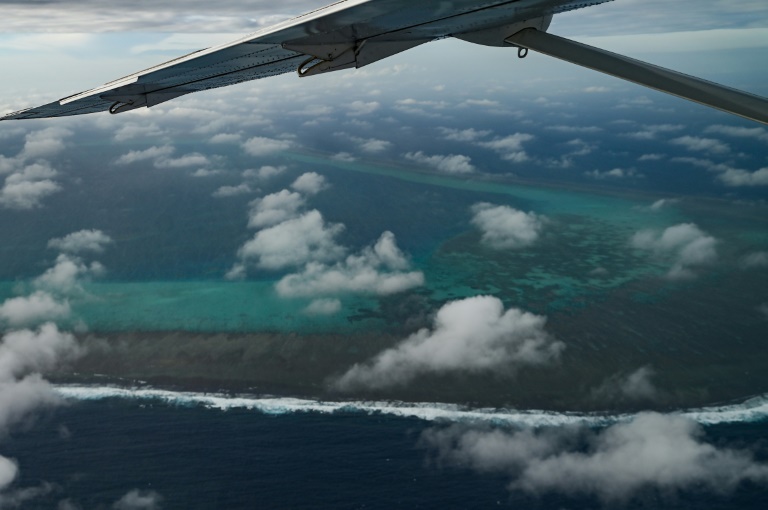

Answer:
[0,0,768,507]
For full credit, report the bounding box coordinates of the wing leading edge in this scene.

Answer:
[1,0,611,120]
[3,0,767,126]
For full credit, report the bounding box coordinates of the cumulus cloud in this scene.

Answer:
[242,165,286,181]
[276,231,423,298]
[346,101,380,116]
[115,145,175,165]
[212,183,252,198]
[242,136,293,157]
[631,223,718,279]
[740,251,768,269]
[48,230,113,254]
[153,152,210,169]
[470,203,545,250]
[331,152,356,163]
[348,136,392,154]
[304,298,342,316]
[291,172,328,195]
[34,254,105,293]
[237,210,345,270]
[438,127,491,142]
[247,190,305,229]
[404,151,476,174]
[112,489,163,510]
[0,292,70,328]
[0,178,61,210]
[333,296,563,391]
[704,124,768,142]
[478,133,534,162]
[717,167,768,187]
[421,413,768,502]
[591,366,659,404]
[671,136,730,154]
[585,167,641,180]
[21,127,73,160]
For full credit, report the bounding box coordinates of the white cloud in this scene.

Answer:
[704,124,768,142]
[291,172,328,195]
[153,152,210,169]
[349,136,392,154]
[346,101,380,116]
[241,136,293,157]
[740,251,768,269]
[438,127,491,142]
[115,145,175,165]
[0,292,70,328]
[209,133,242,144]
[421,412,768,502]
[212,183,252,198]
[48,229,112,254]
[671,136,730,154]
[592,366,659,403]
[470,203,545,250]
[478,134,534,162]
[247,190,305,229]
[333,296,563,391]
[648,198,678,211]
[717,167,768,187]
[242,165,286,180]
[238,210,345,270]
[585,167,641,180]
[331,152,356,163]
[34,254,105,293]
[304,298,342,316]
[638,153,665,161]
[0,178,61,210]
[404,151,476,174]
[276,231,423,298]
[112,489,163,510]
[21,127,72,160]
[114,123,165,142]
[631,223,718,279]
[5,162,57,185]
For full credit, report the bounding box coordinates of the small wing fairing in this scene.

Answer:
[2,0,767,125]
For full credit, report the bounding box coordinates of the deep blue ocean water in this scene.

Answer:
[5,395,767,509]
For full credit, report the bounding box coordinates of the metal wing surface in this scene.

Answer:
[1,0,610,120]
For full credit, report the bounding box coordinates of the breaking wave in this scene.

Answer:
[55,385,768,427]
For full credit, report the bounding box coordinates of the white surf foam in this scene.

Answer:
[54,385,768,427]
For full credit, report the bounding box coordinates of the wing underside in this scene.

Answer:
[1,0,612,120]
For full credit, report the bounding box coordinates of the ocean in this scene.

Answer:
[1,125,767,507]
[3,388,766,509]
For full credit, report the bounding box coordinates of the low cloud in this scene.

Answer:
[48,230,112,254]
[238,210,345,270]
[242,165,286,181]
[631,223,718,279]
[241,136,293,157]
[591,366,659,404]
[247,190,305,229]
[438,127,491,142]
[333,296,563,391]
[421,413,768,502]
[0,292,70,328]
[740,251,768,269]
[0,178,61,210]
[304,298,342,316]
[275,231,424,298]
[470,203,545,250]
[704,124,768,142]
[404,151,475,174]
[478,133,534,163]
[112,489,163,510]
[212,183,252,198]
[115,145,174,165]
[291,172,328,195]
[671,136,730,154]
[585,167,641,180]
[21,127,73,160]
[34,254,105,294]
[717,167,768,187]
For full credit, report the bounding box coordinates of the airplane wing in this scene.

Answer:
[2,0,767,125]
